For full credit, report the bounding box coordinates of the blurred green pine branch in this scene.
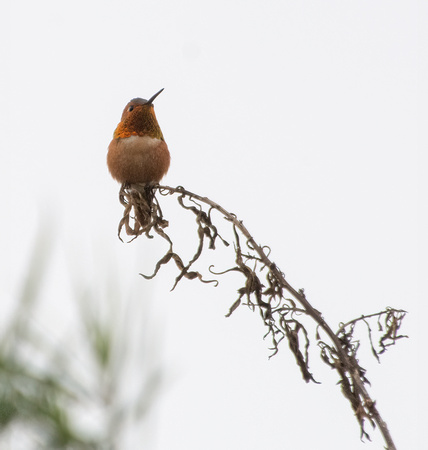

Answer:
[0,229,163,449]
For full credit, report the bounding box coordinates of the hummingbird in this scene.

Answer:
[107,88,170,184]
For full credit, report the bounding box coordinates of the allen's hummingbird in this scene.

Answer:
[107,89,170,184]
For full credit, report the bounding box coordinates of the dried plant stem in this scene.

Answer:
[118,183,403,450]
[161,185,396,449]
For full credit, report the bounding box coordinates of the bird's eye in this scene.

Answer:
[128,105,134,112]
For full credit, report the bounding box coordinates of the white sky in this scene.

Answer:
[1,1,425,449]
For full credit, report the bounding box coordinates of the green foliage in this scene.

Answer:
[0,230,163,449]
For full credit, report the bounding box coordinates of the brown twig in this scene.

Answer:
[116,183,405,450]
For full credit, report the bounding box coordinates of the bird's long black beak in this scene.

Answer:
[147,88,164,105]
